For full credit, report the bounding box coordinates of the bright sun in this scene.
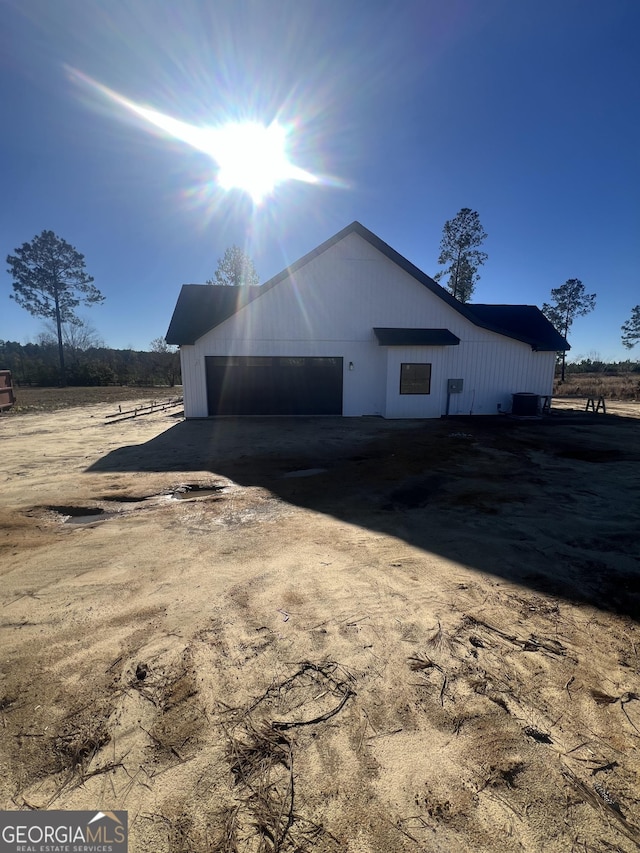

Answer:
[68,72,319,204]
[210,121,317,204]
[132,108,319,203]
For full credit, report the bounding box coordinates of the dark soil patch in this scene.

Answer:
[557,447,627,463]
[46,505,104,517]
[383,475,445,509]
[7,385,182,415]
[98,494,152,503]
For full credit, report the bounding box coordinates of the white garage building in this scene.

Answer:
[166,222,568,419]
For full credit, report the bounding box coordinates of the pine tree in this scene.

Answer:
[7,231,104,385]
[434,208,488,302]
[542,279,596,381]
[207,245,259,287]
[621,305,640,350]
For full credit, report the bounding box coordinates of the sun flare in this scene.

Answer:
[210,121,318,203]
[66,70,320,204]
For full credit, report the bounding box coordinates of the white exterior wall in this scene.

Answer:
[181,232,556,419]
[179,345,208,418]
[382,342,555,419]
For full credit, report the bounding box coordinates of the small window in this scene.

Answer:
[279,357,306,367]
[400,363,431,394]
[311,357,340,366]
[244,357,272,367]
[208,356,272,367]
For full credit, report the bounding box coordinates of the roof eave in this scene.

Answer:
[167,223,573,350]
[373,327,461,346]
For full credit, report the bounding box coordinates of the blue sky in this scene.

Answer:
[1,0,638,360]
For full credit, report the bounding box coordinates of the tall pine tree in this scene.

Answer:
[542,279,596,381]
[7,230,104,386]
[434,208,488,303]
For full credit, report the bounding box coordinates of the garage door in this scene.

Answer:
[205,356,343,416]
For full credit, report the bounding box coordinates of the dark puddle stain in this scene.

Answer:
[172,484,226,499]
[47,505,104,517]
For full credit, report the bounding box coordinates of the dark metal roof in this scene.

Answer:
[165,222,570,351]
[165,285,263,345]
[465,305,569,351]
[373,328,460,346]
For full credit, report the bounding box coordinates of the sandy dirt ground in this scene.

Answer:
[1,398,640,852]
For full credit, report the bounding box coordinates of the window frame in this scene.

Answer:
[399,362,432,395]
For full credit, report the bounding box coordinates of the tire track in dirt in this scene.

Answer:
[3,406,640,850]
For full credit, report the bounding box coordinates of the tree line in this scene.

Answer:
[561,357,640,375]
[4,226,639,389]
[4,231,258,387]
[0,338,180,388]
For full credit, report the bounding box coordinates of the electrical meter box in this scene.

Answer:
[447,378,464,394]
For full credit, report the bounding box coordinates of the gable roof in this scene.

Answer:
[166,285,262,345]
[166,221,569,351]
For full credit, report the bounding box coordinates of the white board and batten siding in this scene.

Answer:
[382,340,555,419]
[179,345,208,419]
[180,231,556,419]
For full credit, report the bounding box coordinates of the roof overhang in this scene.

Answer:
[166,284,263,345]
[373,328,460,346]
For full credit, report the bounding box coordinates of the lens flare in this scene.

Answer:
[66,69,320,205]
[212,120,319,203]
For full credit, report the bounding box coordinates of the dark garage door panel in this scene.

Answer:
[205,356,343,416]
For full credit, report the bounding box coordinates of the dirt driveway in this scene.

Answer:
[1,401,640,851]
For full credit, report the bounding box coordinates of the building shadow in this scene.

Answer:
[88,413,640,622]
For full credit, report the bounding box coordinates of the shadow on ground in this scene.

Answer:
[88,412,640,622]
